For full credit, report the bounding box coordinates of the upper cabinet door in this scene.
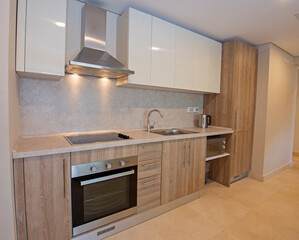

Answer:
[117,8,222,93]
[174,27,197,90]
[128,8,152,85]
[175,26,222,93]
[195,35,222,93]
[17,0,67,78]
[151,17,175,88]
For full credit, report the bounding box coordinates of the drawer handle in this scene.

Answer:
[141,145,161,150]
[235,111,238,129]
[141,162,159,168]
[142,179,160,186]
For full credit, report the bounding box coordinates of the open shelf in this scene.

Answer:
[206,153,230,162]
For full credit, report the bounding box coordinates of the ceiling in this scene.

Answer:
[88,0,299,57]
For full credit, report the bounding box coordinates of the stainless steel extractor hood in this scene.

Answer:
[65,3,134,78]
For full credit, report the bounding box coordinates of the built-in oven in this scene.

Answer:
[71,156,137,236]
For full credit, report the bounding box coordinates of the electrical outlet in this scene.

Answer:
[193,107,200,113]
[187,107,194,113]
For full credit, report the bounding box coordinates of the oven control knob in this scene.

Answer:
[106,162,112,169]
[90,166,97,172]
[120,160,126,167]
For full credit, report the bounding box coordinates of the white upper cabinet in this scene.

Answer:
[195,34,222,93]
[117,8,222,93]
[151,17,175,88]
[174,26,198,90]
[175,28,222,93]
[16,0,67,79]
[117,8,152,86]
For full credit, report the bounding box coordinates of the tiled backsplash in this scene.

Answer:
[19,75,203,136]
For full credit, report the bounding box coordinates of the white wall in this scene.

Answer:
[251,43,297,180]
[251,44,270,177]
[0,0,19,239]
[292,69,299,153]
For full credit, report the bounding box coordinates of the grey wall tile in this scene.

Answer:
[19,75,203,135]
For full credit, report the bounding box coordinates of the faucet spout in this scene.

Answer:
[147,109,163,132]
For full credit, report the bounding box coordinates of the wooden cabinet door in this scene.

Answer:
[233,41,257,132]
[161,139,187,204]
[24,153,71,240]
[186,138,206,195]
[161,138,206,204]
[230,131,253,178]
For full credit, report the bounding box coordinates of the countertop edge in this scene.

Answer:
[12,127,233,159]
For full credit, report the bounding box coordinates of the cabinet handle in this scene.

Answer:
[141,162,158,168]
[189,142,191,167]
[234,136,237,154]
[63,158,67,199]
[184,143,186,167]
[235,111,238,130]
[142,179,159,186]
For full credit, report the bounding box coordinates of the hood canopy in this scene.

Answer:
[65,3,134,78]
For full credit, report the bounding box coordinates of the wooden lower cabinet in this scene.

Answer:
[137,143,162,213]
[137,175,161,213]
[14,153,72,240]
[161,138,206,204]
[231,131,253,178]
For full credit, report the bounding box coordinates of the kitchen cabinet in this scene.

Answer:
[117,8,152,86]
[117,8,222,93]
[16,0,67,79]
[14,153,71,240]
[174,27,197,90]
[231,131,253,178]
[161,138,206,204]
[174,26,222,93]
[204,39,257,180]
[151,17,176,88]
[137,143,162,213]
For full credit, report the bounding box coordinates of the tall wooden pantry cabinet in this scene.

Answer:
[204,39,257,181]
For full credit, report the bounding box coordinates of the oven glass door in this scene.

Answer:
[72,166,137,228]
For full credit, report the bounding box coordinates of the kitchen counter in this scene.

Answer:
[13,126,233,159]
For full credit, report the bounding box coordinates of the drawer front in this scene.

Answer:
[138,142,162,162]
[138,158,161,179]
[71,145,137,166]
[137,175,161,213]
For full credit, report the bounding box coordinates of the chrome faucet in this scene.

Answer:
[147,109,163,132]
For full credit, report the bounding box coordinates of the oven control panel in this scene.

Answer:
[72,155,138,178]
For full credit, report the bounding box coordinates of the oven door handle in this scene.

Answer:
[80,170,135,186]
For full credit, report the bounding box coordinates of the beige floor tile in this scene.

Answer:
[210,230,240,240]
[106,162,299,240]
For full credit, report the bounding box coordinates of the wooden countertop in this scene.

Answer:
[13,126,233,159]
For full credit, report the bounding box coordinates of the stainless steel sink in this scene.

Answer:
[64,132,132,145]
[150,128,198,136]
